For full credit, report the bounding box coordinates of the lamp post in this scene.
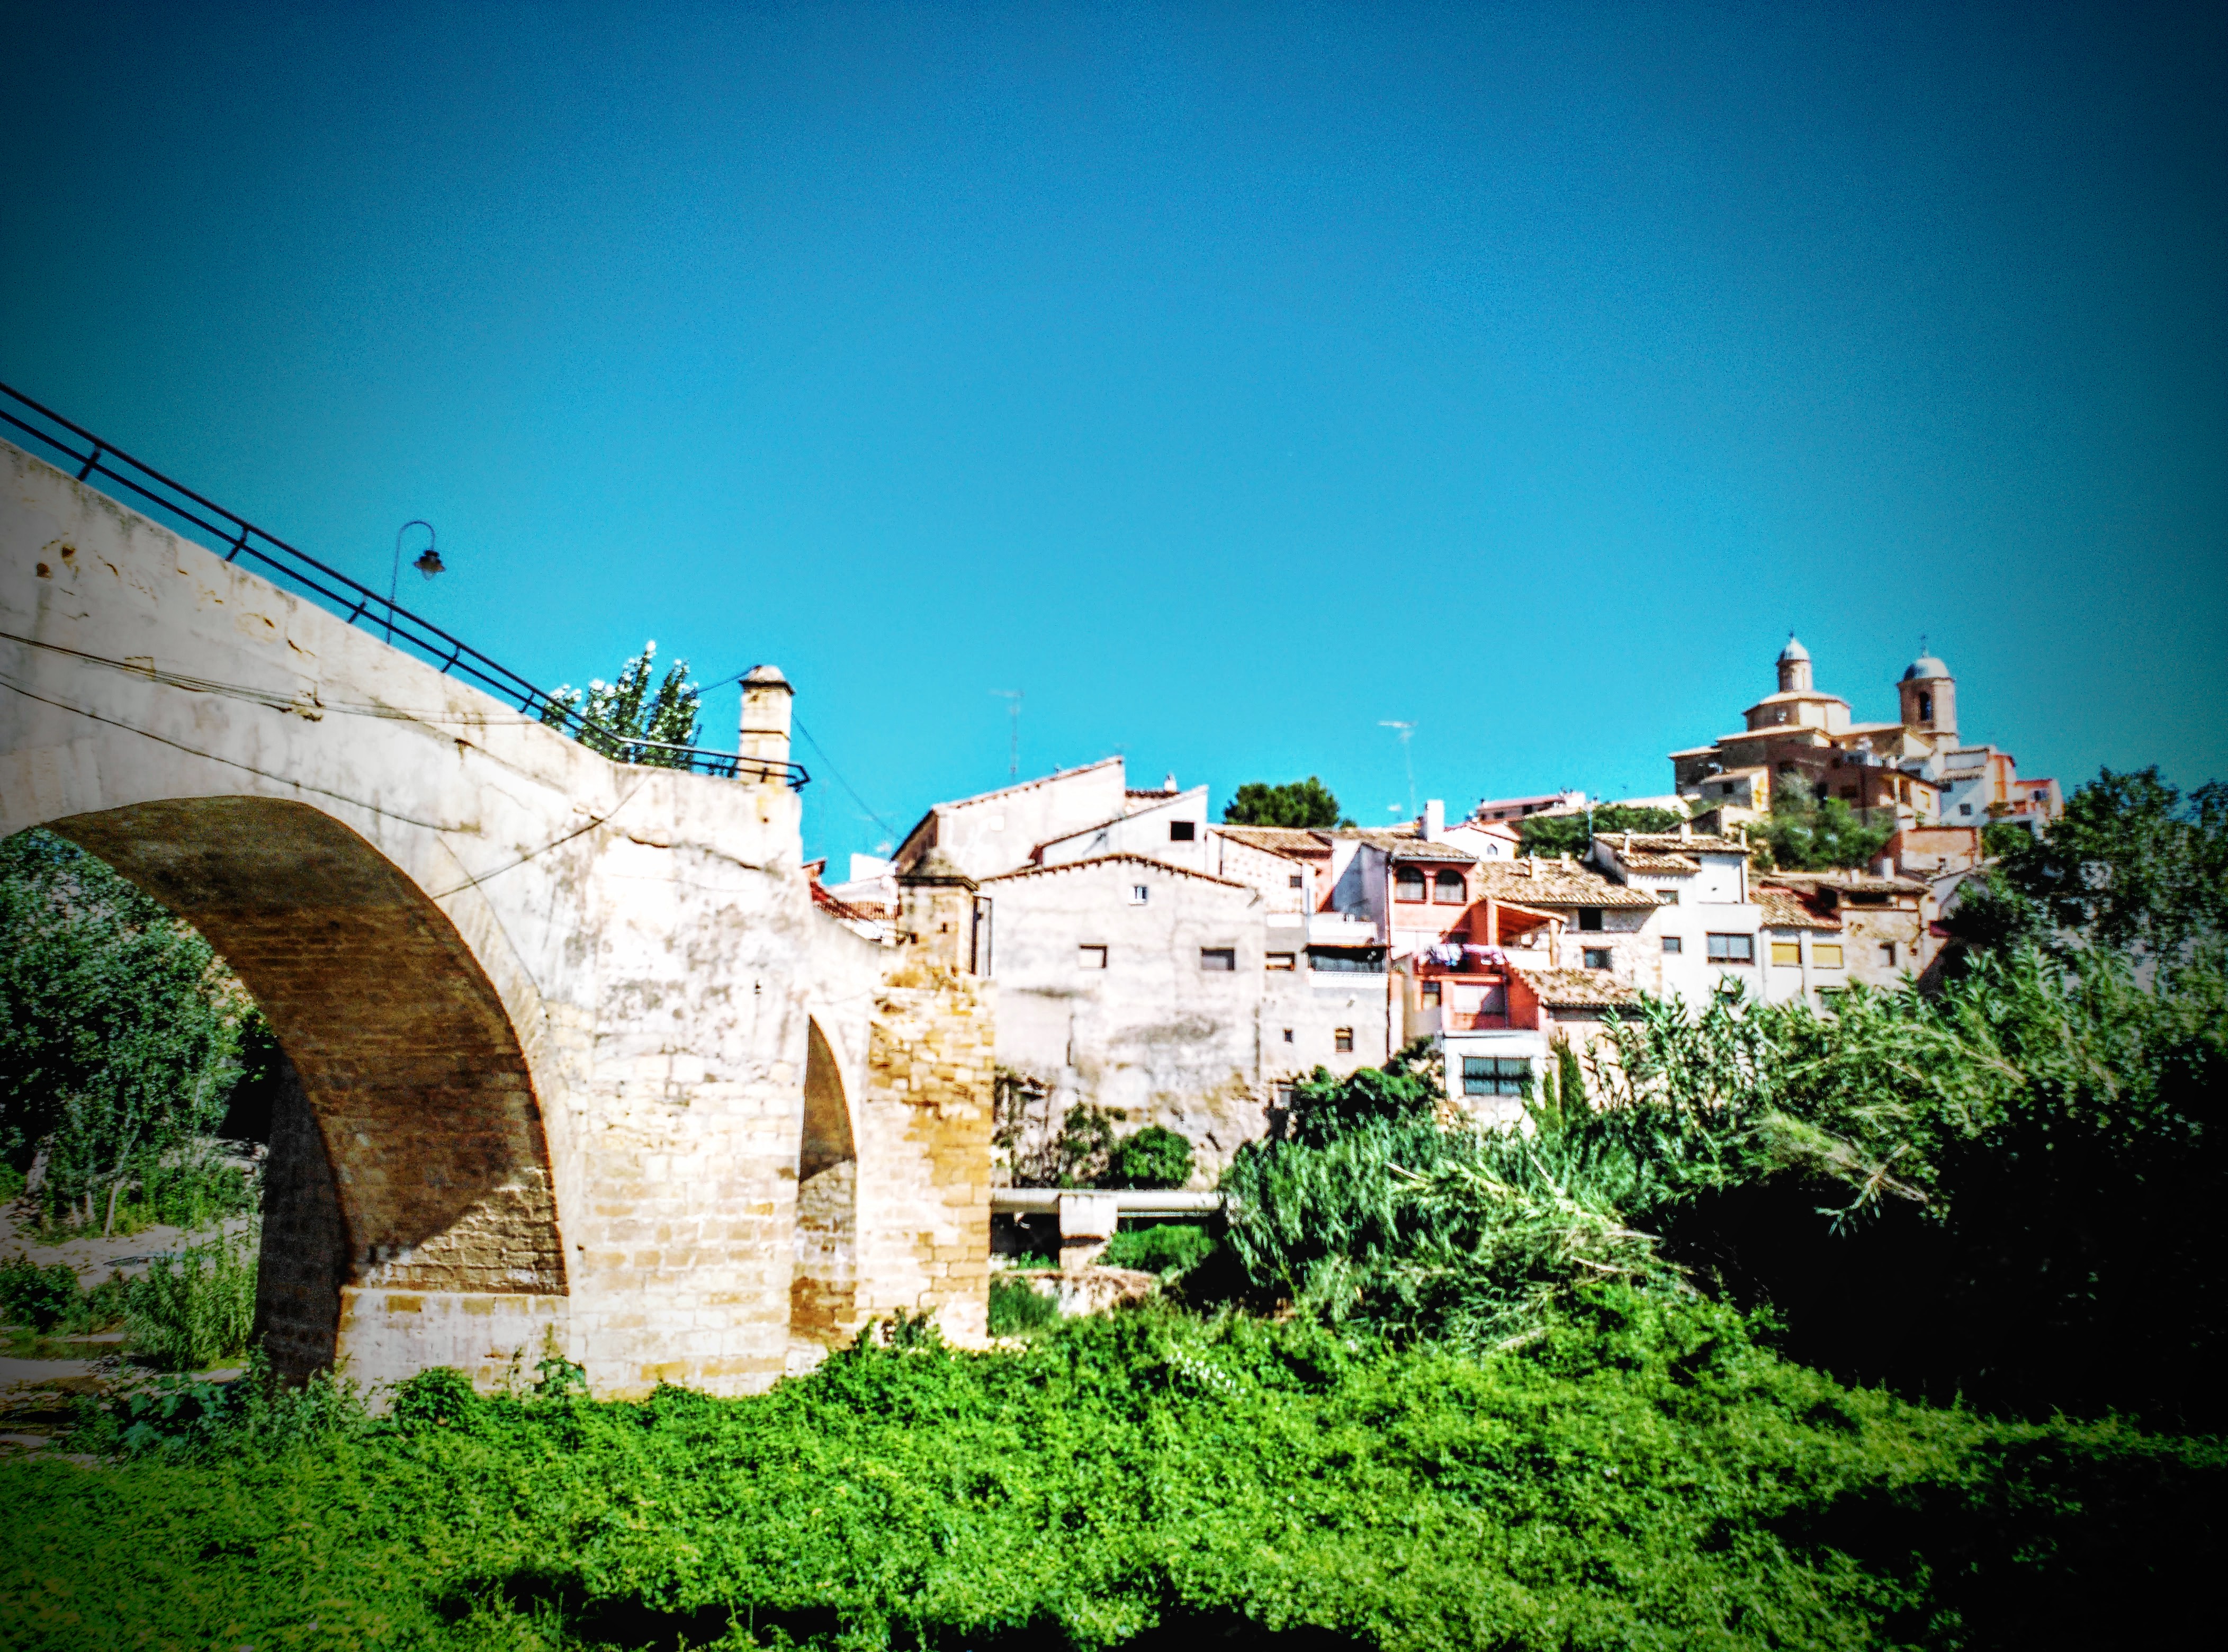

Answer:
[388,519,444,642]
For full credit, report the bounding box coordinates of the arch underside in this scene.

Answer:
[47,796,565,1378]
[790,1017,858,1351]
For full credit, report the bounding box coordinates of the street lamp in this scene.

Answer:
[389,520,442,642]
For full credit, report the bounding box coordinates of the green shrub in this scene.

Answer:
[1098,1124,1194,1189]
[0,1256,83,1333]
[1286,1037,1444,1145]
[127,1228,257,1371]
[987,1274,1061,1336]
[1100,1222,1216,1277]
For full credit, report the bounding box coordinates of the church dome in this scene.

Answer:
[1901,653,1950,682]
[1777,634,1810,663]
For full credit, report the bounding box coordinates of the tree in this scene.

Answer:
[1223,777,1345,829]
[1517,803,1688,859]
[1948,767,2226,971]
[540,641,700,767]
[1098,1125,1194,1190]
[0,831,263,1227]
[1751,774,1893,872]
[1285,1038,1444,1145]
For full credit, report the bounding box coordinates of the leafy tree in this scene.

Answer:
[1284,1038,1444,1146]
[1222,776,1345,829]
[539,640,700,767]
[0,831,262,1228]
[1751,774,1893,871]
[1519,803,1688,859]
[1098,1124,1193,1190]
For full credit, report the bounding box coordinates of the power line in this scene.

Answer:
[792,715,901,841]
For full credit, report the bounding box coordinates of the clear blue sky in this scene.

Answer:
[4,2,2221,868]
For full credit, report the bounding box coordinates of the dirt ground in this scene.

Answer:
[0,1201,252,1451]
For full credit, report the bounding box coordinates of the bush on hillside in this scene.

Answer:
[1098,1124,1194,1189]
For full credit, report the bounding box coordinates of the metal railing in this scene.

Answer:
[0,380,806,788]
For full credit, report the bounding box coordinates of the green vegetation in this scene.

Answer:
[124,1227,260,1372]
[0,829,266,1234]
[1098,1124,1194,1190]
[1221,776,1348,828]
[538,640,702,765]
[0,1255,129,1343]
[1752,773,1895,870]
[1516,801,1687,858]
[7,1299,2218,1648]
[985,1273,1061,1336]
[1099,1222,1217,1277]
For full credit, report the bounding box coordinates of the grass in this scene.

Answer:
[4,1290,2220,1650]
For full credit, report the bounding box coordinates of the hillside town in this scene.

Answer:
[812,637,2061,1174]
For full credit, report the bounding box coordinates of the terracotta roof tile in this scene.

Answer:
[1755,888,1840,930]
[1473,860,1660,908]
[1519,967,1642,1009]
[1614,831,1754,856]
[978,853,1254,892]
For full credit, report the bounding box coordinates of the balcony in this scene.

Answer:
[1307,912,1381,946]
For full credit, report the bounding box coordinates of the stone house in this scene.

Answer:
[1756,870,1938,991]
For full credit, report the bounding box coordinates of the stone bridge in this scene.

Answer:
[0,437,993,1396]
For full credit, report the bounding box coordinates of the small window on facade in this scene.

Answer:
[1273,1080,1296,1105]
[1812,944,1844,968]
[1078,945,1108,969]
[1129,884,1149,905]
[1771,940,1802,967]
[1169,820,1196,841]
[1395,868,1426,902]
[1421,981,1442,1007]
[1879,941,1897,966]
[1583,947,1611,971]
[1281,1028,1294,1044]
[1657,888,1679,905]
[1334,1027,1354,1053]
[1200,948,1236,972]
[1462,1056,1529,1096]
[1959,803,1973,817]
[1265,951,1296,971]
[1288,873,1304,889]
[1706,932,1755,964]
[1662,935,1683,954]
[1432,869,1465,903]
[1578,907,1604,931]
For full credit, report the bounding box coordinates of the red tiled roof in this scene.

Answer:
[978,853,1253,892]
[1519,967,1642,1009]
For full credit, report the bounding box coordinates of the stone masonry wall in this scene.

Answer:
[854,965,995,1342]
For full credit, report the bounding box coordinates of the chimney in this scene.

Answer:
[1873,855,1894,879]
[1679,819,1692,842]
[738,665,793,785]
[897,848,982,972]
[1423,800,1445,842]
[1163,773,1178,793]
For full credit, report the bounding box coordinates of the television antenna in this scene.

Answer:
[1379,720,1417,820]
[991,689,1022,779]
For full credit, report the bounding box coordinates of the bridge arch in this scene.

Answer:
[48,796,564,1380]
[789,1015,859,1353]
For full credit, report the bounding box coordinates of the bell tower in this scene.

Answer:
[1898,641,1957,746]
[1776,634,1812,694]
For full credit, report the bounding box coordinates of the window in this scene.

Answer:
[1334,1028,1354,1053]
[1078,945,1108,969]
[1878,941,1897,966]
[1463,1056,1529,1096]
[1959,803,1973,817]
[1771,940,1802,967]
[1918,692,1933,721]
[1432,869,1466,903]
[1661,935,1683,954]
[1265,951,1296,972]
[1421,981,1442,1007]
[1200,948,1235,972]
[1395,868,1426,902]
[1169,820,1196,842]
[1812,944,1844,968]
[1578,907,1603,931]
[1817,986,1847,1009]
[1273,1081,1296,1106]
[1281,1028,1294,1044]
[1288,873,1304,889]
[1128,884,1148,905]
[1656,888,1679,905]
[1583,947,1611,970]
[1706,933,1755,964]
